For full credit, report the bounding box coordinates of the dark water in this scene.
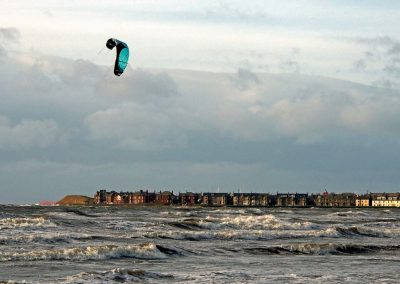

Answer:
[0,205,399,283]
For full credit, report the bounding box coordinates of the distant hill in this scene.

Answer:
[57,195,94,205]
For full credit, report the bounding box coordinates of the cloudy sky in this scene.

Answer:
[1,1,400,203]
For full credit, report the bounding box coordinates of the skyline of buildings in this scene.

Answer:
[91,189,400,208]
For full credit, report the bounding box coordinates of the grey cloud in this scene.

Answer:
[60,59,105,86]
[213,74,400,144]
[95,68,179,104]
[3,51,400,201]
[364,51,376,60]
[0,54,109,150]
[384,64,400,77]
[0,116,66,149]
[231,68,259,90]
[3,52,400,149]
[25,57,105,87]
[371,78,393,89]
[350,36,400,87]
[84,103,188,151]
[0,27,20,42]
[0,55,66,94]
[267,90,398,143]
[74,59,102,75]
[0,27,20,58]
[350,36,396,47]
[353,59,366,71]
[0,45,6,57]
[387,43,400,56]
[280,60,300,74]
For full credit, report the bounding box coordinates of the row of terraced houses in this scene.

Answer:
[94,190,400,207]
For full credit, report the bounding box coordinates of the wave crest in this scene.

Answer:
[0,232,99,245]
[146,227,339,241]
[64,268,174,283]
[0,217,56,229]
[201,214,315,230]
[0,243,167,262]
[336,226,400,238]
[242,243,400,255]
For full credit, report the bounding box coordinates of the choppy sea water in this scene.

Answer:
[0,206,399,283]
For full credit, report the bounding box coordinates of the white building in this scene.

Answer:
[371,193,400,207]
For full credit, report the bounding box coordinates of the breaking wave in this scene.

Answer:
[200,214,316,230]
[63,208,99,218]
[0,243,171,262]
[335,226,400,238]
[0,217,56,229]
[328,211,370,217]
[146,228,339,241]
[0,232,104,245]
[63,268,174,283]
[241,243,400,255]
[0,281,30,284]
[105,220,151,231]
[168,220,203,230]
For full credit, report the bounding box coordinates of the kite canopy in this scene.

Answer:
[106,38,129,76]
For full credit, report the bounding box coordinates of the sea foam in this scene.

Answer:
[63,268,173,283]
[201,214,316,230]
[0,243,166,262]
[0,217,56,229]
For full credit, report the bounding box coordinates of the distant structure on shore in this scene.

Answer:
[57,195,94,205]
[38,200,57,206]
[92,190,400,208]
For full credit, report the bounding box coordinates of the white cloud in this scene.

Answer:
[2,52,400,150]
[0,116,66,149]
[84,103,188,150]
[79,66,400,149]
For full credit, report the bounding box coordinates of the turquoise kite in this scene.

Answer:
[106,38,129,76]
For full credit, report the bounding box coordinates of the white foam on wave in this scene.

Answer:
[45,211,87,220]
[63,268,173,283]
[160,210,195,217]
[146,227,339,241]
[328,210,370,217]
[245,242,400,255]
[345,225,400,238]
[105,220,151,231]
[200,214,316,230]
[0,243,166,262]
[244,208,264,214]
[213,227,338,241]
[275,209,294,214]
[265,272,336,283]
[0,232,92,244]
[284,242,340,254]
[0,217,56,229]
[0,280,30,284]
[212,209,247,215]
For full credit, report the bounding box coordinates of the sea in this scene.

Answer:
[0,205,399,283]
